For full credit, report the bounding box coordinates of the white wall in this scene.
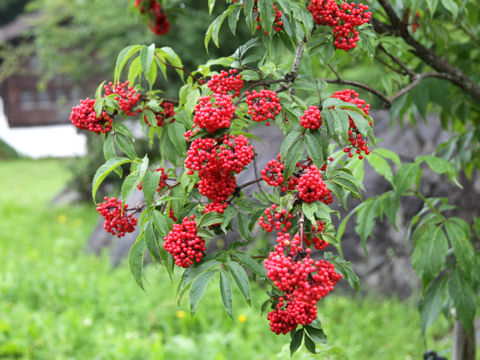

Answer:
[0,98,87,158]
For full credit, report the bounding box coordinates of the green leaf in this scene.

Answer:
[113,121,134,138]
[280,129,302,162]
[140,44,155,81]
[168,122,187,155]
[198,211,224,227]
[228,4,242,35]
[441,0,458,18]
[233,198,265,214]
[367,152,393,183]
[219,270,233,318]
[417,155,461,188]
[92,157,132,202]
[305,132,325,170]
[419,277,446,334]
[304,333,317,354]
[373,148,401,167]
[144,221,161,263]
[128,56,142,85]
[258,0,276,36]
[448,269,476,332]
[115,134,137,159]
[103,133,116,160]
[302,202,317,224]
[290,328,304,356]
[208,0,216,13]
[227,261,251,304]
[142,170,161,205]
[189,270,217,314]
[233,252,267,280]
[394,162,421,198]
[221,206,237,232]
[237,212,252,241]
[284,138,303,180]
[426,0,439,16]
[128,238,146,290]
[304,326,327,344]
[114,45,142,83]
[445,217,475,274]
[152,210,169,236]
[355,198,379,253]
[121,171,142,204]
[412,225,448,287]
[178,260,222,297]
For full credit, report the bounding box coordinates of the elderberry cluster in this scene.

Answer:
[300,105,322,130]
[163,215,206,268]
[96,197,138,238]
[104,81,141,116]
[207,69,244,98]
[331,89,371,159]
[265,232,342,334]
[258,204,293,233]
[297,165,332,204]
[185,134,254,204]
[134,0,171,35]
[70,98,113,134]
[246,89,282,126]
[194,95,235,133]
[304,220,329,250]
[308,0,371,51]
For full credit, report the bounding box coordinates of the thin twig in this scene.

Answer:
[155,54,199,83]
[299,211,305,248]
[253,152,263,191]
[378,44,416,77]
[289,41,305,96]
[318,78,391,104]
[238,177,263,190]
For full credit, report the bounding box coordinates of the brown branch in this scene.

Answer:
[319,78,392,105]
[155,54,199,83]
[253,152,263,191]
[378,44,416,77]
[373,1,480,103]
[235,78,288,106]
[289,40,305,96]
[238,177,263,190]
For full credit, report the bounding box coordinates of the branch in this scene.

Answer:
[378,44,416,77]
[320,78,392,105]
[288,40,305,96]
[373,1,480,103]
[237,177,263,190]
[154,54,200,83]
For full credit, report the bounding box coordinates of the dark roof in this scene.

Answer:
[0,12,41,42]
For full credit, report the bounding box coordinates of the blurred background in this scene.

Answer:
[0,0,469,359]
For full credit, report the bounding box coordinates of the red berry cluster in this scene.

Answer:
[104,81,141,116]
[258,204,293,233]
[134,0,171,35]
[308,0,371,51]
[304,220,329,250]
[296,165,332,204]
[194,95,235,133]
[185,134,254,202]
[246,89,281,126]
[204,201,228,214]
[163,215,206,268]
[96,197,138,238]
[261,154,306,192]
[144,101,175,127]
[70,98,113,134]
[207,69,244,98]
[254,0,284,34]
[331,89,371,159]
[264,232,342,334]
[300,105,322,130]
[137,166,168,192]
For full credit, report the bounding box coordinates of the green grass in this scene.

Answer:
[0,158,453,359]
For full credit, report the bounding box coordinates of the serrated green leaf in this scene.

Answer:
[142,170,161,205]
[144,221,161,263]
[140,44,155,81]
[290,328,304,356]
[92,157,132,202]
[448,269,476,332]
[305,326,327,344]
[258,0,276,36]
[445,217,475,274]
[152,210,169,236]
[441,0,458,18]
[103,132,116,160]
[128,237,146,290]
[221,206,237,232]
[412,225,448,287]
[304,333,317,354]
[114,45,142,84]
[284,138,303,180]
[419,277,446,334]
[280,130,302,162]
[227,261,251,304]
[233,252,267,280]
[116,134,137,159]
[190,270,217,314]
[367,152,393,183]
[304,132,325,169]
[228,4,242,35]
[394,162,421,197]
[198,211,224,227]
[168,122,187,155]
[237,212,251,241]
[219,270,233,318]
[355,198,379,253]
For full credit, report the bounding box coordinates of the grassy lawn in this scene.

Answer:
[0,158,452,359]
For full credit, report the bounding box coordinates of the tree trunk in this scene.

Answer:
[452,309,476,360]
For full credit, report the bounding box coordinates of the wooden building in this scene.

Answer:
[0,13,84,128]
